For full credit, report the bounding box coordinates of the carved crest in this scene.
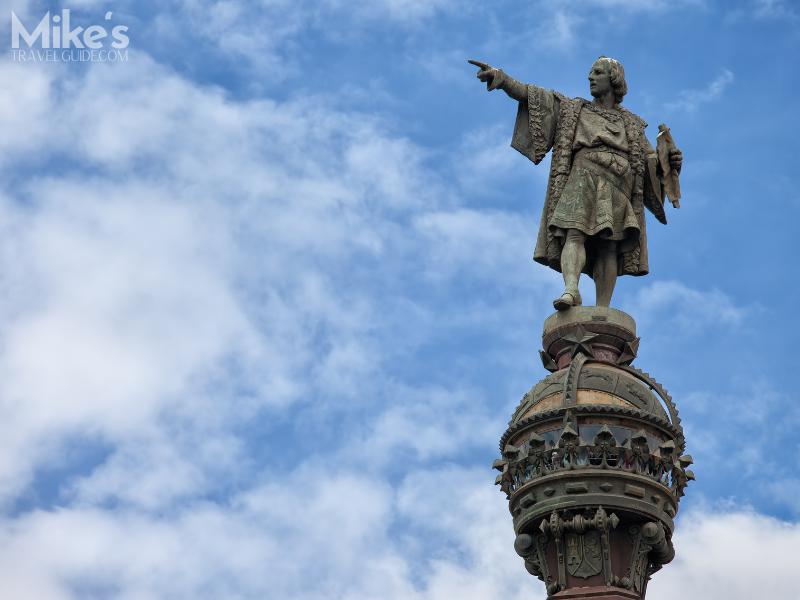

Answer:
[565,531,602,578]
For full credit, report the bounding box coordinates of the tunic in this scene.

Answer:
[510,84,667,278]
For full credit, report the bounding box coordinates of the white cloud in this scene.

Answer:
[0,469,537,600]
[677,383,799,514]
[621,279,745,334]
[2,0,33,21]
[1,472,800,600]
[0,48,544,514]
[0,61,53,157]
[414,208,543,282]
[535,8,580,50]
[154,0,457,78]
[453,124,548,191]
[651,509,800,599]
[526,0,707,50]
[0,474,401,600]
[68,429,243,510]
[665,69,734,113]
[324,0,456,22]
[396,467,536,598]
[0,182,262,502]
[344,384,502,470]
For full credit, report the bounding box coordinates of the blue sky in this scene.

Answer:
[0,0,798,598]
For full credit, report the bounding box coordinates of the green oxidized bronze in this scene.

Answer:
[469,56,682,311]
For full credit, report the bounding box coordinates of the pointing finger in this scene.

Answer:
[468,59,490,70]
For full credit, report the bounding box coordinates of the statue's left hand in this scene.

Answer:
[669,148,682,174]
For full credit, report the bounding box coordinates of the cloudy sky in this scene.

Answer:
[0,0,798,598]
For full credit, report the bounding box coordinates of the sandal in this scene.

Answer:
[553,290,582,311]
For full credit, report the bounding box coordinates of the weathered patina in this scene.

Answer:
[493,307,694,600]
[469,57,682,311]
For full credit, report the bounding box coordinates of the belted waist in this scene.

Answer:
[574,145,630,162]
[572,145,633,185]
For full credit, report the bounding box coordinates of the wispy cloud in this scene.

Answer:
[583,0,706,9]
[753,0,798,19]
[535,8,580,49]
[723,0,798,24]
[543,0,705,14]
[665,69,734,112]
[325,0,457,22]
[525,0,707,52]
[154,0,458,79]
[621,279,745,334]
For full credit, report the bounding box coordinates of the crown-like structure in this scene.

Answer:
[494,307,693,600]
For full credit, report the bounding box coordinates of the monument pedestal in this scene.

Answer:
[494,307,693,599]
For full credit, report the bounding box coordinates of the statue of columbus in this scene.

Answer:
[469,57,683,310]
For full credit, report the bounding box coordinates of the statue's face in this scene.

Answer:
[588,61,612,98]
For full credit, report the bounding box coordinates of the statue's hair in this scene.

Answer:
[595,56,627,104]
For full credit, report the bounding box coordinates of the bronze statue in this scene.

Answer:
[469,57,683,310]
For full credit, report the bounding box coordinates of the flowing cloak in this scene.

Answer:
[510,84,667,277]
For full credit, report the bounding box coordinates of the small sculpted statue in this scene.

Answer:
[469,57,683,310]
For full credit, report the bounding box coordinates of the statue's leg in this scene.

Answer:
[554,229,585,310]
[593,240,617,307]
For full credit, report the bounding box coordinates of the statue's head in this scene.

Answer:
[588,56,627,104]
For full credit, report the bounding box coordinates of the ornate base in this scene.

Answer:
[550,585,641,600]
[495,306,693,600]
[541,306,639,370]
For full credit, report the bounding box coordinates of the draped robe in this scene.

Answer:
[511,84,668,277]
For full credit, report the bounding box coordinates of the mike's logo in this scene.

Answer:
[11,10,130,62]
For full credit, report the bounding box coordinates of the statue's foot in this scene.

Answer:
[553,290,582,311]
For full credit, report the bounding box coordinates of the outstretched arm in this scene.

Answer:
[468,60,528,102]
[469,59,561,166]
